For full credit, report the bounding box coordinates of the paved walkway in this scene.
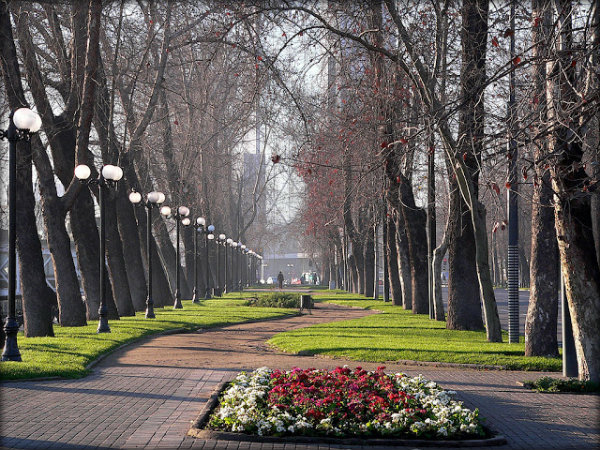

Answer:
[1,302,598,450]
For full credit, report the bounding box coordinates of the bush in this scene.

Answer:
[245,293,302,308]
[522,376,600,393]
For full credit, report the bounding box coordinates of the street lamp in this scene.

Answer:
[257,254,264,284]
[240,244,247,291]
[161,205,190,308]
[195,218,216,300]
[206,229,215,298]
[247,250,254,285]
[215,234,226,296]
[228,239,236,292]
[192,217,205,303]
[129,190,166,318]
[1,108,42,361]
[75,163,124,333]
[233,242,242,291]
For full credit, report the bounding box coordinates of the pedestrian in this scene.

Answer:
[277,271,284,289]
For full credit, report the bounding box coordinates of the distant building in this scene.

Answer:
[262,252,314,284]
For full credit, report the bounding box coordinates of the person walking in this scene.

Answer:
[277,271,284,289]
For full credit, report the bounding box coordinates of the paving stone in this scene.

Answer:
[1,303,598,449]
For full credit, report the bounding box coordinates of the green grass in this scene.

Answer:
[1,297,296,381]
[268,292,562,372]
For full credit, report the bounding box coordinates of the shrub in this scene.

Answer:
[522,376,600,393]
[246,293,302,308]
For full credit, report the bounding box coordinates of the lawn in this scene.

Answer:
[0,296,296,381]
[268,292,562,372]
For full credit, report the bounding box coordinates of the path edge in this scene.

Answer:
[85,311,301,371]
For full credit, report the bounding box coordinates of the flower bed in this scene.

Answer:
[208,366,486,440]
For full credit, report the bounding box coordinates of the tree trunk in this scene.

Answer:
[69,196,119,320]
[553,163,600,381]
[445,0,492,334]
[103,192,135,316]
[15,138,55,337]
[432,217,449,322]
[545,0,600,381]
[386,208,403,306]
[122,157,173,308]
[153,218,185,301]
[398,175,429,314]
[363,221,375,298]
[491,231,500,286]
[336,244,343,290]
[0,4,84,328]
[395,213,412,310]
[525,0,559,357]
[114,183,148,311]
[382,145,412,310]
[32,136,87,326]
[471,200,503,341]
[588,1,600,272]
[526,174,559,356]
[446,181,483,330]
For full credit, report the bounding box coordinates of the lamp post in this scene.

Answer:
[206,229,215,298]
[247,251,253,286]
[192,217,205,303]
[506,0,519,344]
[129,190,165,318]
[249,251,257,285]
[1,108,42,361]
[225,238,233,293]
[229,239,238,291]
[239,243,246,290]
[75,163,124,333]
[216,234,226,296]
[161,205,190,308]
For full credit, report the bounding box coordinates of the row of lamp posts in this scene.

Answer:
[1,107,262,361]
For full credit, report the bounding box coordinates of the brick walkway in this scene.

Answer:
[1,302,598,450]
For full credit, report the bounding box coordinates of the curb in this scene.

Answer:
[393,359,508,371]
[187,381,507,448]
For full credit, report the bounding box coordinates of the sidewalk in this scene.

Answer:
[1,302,598,449]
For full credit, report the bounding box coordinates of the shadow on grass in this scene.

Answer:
[288,345,528,358]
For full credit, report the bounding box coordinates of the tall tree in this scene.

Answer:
[0,1,54,336]
[525,0,559,357]
[546,0,600,381]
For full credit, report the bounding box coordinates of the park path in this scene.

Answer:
[1,301,598,450]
